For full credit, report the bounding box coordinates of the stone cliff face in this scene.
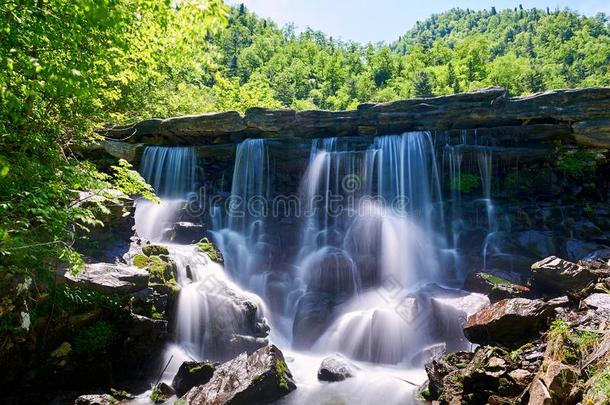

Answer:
[98,88,610,161]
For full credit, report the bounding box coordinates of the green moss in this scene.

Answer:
[142,244,169,257]
[197,237,223,263]
[450,173,481,194]
[479,273,515,287]
[252,374,262,383]
[132,254,149,268]
[149,386,164,404]
[275,359,290,390]
[189,363,214,374]
[174,400,187,405]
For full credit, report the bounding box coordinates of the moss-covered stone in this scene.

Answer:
[132,254,149,268]
[197,237,223,263]
[142,245,169,257]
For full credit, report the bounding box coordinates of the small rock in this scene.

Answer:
[464,298,554,347]
[530,256,597,294]
[508,369,533,388]
[317,355,356,382]
[172,361,216,397]
[74,395,115,405]
[150,382,174,404]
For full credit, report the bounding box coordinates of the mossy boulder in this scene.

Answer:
[184,345,295,404]
[142,245,169,257]
[172,361,216,397]
[464,271,530,302]
[197,237,223,263]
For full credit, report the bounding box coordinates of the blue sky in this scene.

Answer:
[225,0,610,43]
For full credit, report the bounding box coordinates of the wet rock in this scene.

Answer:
[151,382,174,404]
[463,271,530,302]
[517,230,555,258]
[530,256,597,294]
[410,343,447,367]
[229,334,269,354]
[464,298,554,346]
[306,249,357,295]
[317,355,356,382]
[168,221,207,244]
[183,345,296,405]
[292,292,338,349]
[74,395,116,405]
[172,361,216,397]
[60,263,149,294]
[566,239,605,262]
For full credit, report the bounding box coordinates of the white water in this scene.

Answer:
[133,136,495,404]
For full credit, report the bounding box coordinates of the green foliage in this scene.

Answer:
[111,160,159,203]
[73,321,116,355]
[584,366,610,404]
[450,174,481,194]
[558,149,596,177]
[0,0,226,280]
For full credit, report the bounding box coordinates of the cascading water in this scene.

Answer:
[135,146,198,241]
[135,135,493,404]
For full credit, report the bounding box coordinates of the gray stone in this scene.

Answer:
[584,293,610,313]
[60,263,148,294]
[74,395,116,405]
[183,345,295,405]
[317,355,357,382]
[464,298,554,347]
[530,256,597,293]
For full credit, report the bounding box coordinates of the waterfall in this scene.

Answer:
[135,146,198,242]
[291,132,489,364]
[140,146,197,198]
[137,134,493,402]
[213,139,273,296]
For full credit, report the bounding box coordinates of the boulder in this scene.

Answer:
[183,345,296,405]
[463,271,530,302]
[168,222,207,244]
[60,263,148,294]
[142,244,170,257]
[464,298,554,346]
[74,395,116,405]
[292,292,339,349]
[583,293,610,314]
[530,256,597,294]
[172,361,216,397]
[317,355,356,382]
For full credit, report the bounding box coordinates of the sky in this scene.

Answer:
[225,0,610,43]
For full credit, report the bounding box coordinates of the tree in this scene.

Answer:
[413,71,434,97]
